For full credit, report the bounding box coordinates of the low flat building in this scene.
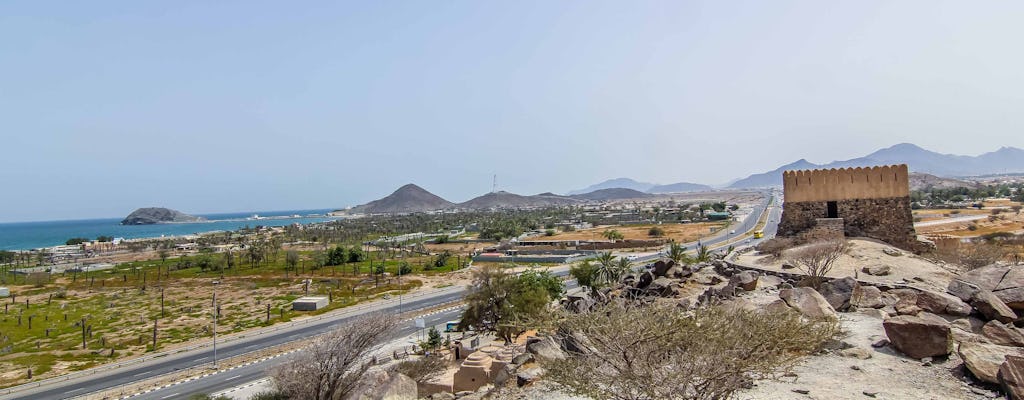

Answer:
[291,296,329,311]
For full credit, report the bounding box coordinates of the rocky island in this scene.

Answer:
[121,207,204,225]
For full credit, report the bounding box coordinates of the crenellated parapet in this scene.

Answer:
[783,164,909,203]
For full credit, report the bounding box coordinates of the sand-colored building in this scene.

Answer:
[778,164,925,252]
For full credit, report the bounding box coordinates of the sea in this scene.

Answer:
[0,209,339,251]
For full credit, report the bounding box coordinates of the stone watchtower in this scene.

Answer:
[777,164,922,252]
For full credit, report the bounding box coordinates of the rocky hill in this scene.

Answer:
[570,188,653,201]
[647,181,714,194]
[567,178,655,195]
[350,184,453,214]
[121,208,204,225]
[458,191,578,210]
[908,172,981,190]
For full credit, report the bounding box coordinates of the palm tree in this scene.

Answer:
[695,244,712,263]
[594,252,628,285]
[667,241,693,265]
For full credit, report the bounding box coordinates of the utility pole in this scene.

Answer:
[212,280,220,369]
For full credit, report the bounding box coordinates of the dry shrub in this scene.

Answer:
[543,302,839,400]
[391,355,447,384]
[269,313,397,400]
[755,237,795,259]
[787,240,847,289]
[935,240,1007,270]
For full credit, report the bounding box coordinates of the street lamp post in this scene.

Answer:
[212,280,220,369]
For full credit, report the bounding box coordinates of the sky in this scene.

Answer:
[2,1,1024,222]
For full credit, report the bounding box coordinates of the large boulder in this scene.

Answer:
[983,321,1024,347]
[916,290,972,317]
[526,336,566,361]
[882,313,952,359]
[779,287,838,319]
[729,271,758,292]
[1000,355,1024,400]
[852,286,885,309]
[972,290,1018,323]
[636,271,655,289]
[959,342,1024,384]
[652,259,675,277]
[516,366,544,387]
[861,265,891,276]
[818,277,860,311]
[996,267,1024,310]
[647,277,679,297]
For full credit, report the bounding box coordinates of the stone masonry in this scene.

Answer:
[778,164,924,252]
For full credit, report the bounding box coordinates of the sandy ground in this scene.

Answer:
[525,223,725,244]
[738,308,987,400]
[735,239,961,292]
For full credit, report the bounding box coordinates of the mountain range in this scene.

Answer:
[349,143,1022,214]
[727,143,1024,188]
[347,184,654,214]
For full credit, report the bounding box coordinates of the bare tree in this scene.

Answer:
[269,313,397,400]
[542,302,838,400]
[788,240,846,289]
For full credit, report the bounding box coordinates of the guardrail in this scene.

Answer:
[0,284,466,398]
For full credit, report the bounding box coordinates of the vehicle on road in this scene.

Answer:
[753,230,764,239]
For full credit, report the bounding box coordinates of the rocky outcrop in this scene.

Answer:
[959,342,1024,384]
[882,313,951,359]
[120,207,203,225]
[950,265,1024,312]
[818,277,859,311]
[982,321,1024,347]
[916,290,972,317]
[1000,355,1024,400]
[355,371,418,400]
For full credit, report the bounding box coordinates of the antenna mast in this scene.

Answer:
[492,174,497,193]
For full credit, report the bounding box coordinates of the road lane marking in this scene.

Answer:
[161,392,180,399]
[225,374,244,381]
[133,371,152,377]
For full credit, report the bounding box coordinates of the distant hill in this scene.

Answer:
[908,172,981,191]
[728,159,819,188]
[569,177,714,195]
[568,178,655,195]
[647,182,714,193]
[350,184,453,214]
[458,191,578,210]
[121,208,204,225]
[570,188,653,201]
[728,143,1024,188]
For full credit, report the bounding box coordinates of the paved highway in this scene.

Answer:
[3,190,777,400]
[133,307,467,400]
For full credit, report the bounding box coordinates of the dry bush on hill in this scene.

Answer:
[934,240,1007,270]
[269,313,397,400]
[542,302,839,400]
[788,240,846,289]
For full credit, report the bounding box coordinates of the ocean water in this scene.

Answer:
[0,209,338,251]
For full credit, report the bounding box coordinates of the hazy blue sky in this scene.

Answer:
[2,1,1023,222]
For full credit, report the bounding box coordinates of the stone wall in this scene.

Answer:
[797,218,845,242]
[779,196,921,252]
[783,164,909,202]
